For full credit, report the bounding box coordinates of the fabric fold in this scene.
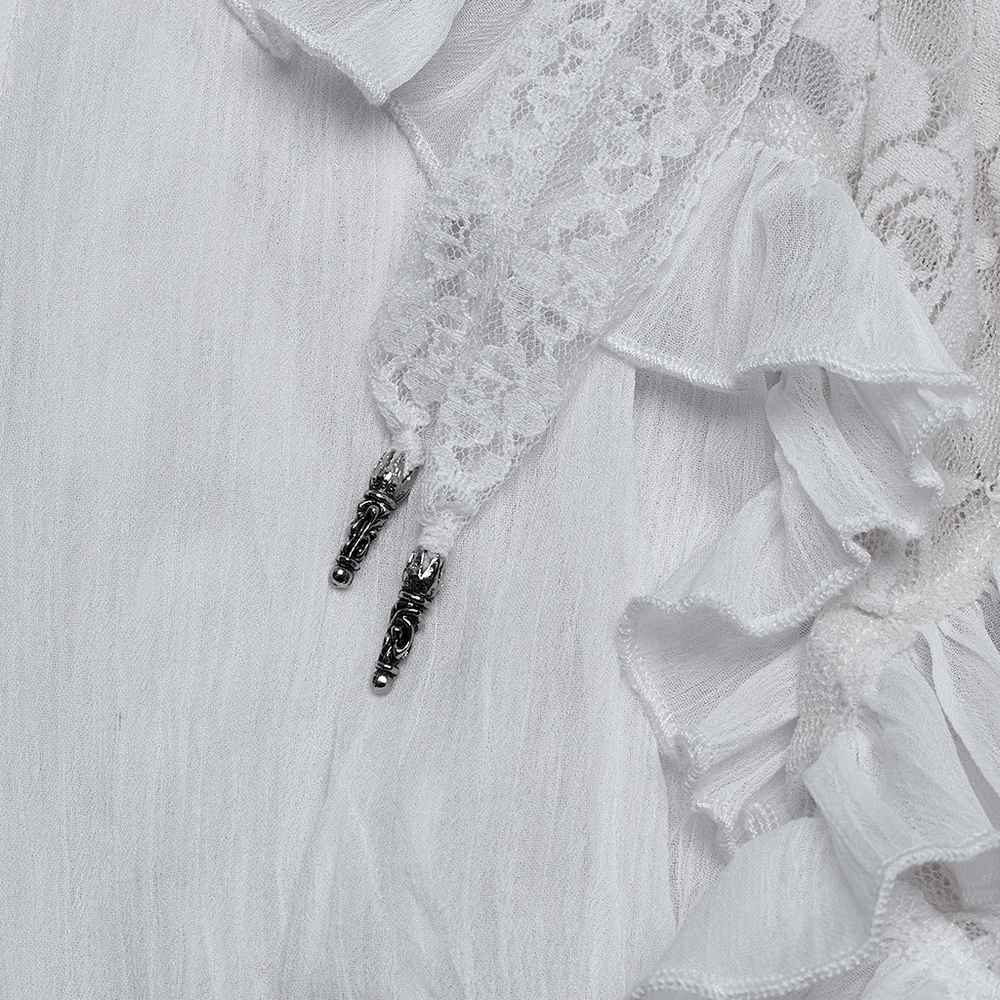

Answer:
[224,0,468,104]
[617,140,980,730]
[617,138,981,730]
[618,136,1000,996]
[604,140,977,394]
[224,0,530,175]
[626,580,1000,999]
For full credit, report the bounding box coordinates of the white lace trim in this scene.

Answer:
[368,0,804,554]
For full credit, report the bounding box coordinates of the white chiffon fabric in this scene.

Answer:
[0,2,670,997]
[3,1,1000,1000]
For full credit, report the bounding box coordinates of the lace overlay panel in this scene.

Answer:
[786,0,1000,774]
[369,0,804,554]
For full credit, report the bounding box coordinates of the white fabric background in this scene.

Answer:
[0,0,17,87]
[0,1,674,997]
[6,0,1000,997]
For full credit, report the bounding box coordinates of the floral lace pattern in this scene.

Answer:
[369,0,804,554]
[790,0,1000,771]
[855,0,977,356]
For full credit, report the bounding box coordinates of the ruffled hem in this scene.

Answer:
[616,136,982,759]
[603,140,975,392]
[624,583,1000,999]
[616,137,1000,997]
[614,139,979,651]
[223,0,466,106]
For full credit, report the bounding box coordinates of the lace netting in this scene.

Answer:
[787,0,1000,776]
[614,3,1000,994]
[906,858,1000,969]
[882,876,1000,996]
[369,0,805,554]
[735,0,875,186]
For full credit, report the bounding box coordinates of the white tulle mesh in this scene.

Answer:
[368,0,804,554]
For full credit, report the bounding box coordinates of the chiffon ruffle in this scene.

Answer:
[616,140,1000,997]
[223,0,467,104]
[223,0,528,174]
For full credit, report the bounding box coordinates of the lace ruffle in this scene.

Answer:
[617,137,1000,997]
[368,0,804,556]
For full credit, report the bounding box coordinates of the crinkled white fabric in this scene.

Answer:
[224,0,467,104]
[233,0,810,557]
[614,0,1000,994]
[228,0,529,174]
[0,0,17,82]
[0,1,672,998]
[621,581,1000,998]
[4,1,1000,1000]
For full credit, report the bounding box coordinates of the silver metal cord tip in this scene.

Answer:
[371,671,394,692]
[373,549,445,693]
[329,450,418,589]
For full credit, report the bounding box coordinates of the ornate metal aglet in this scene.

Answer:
[329,451,418,589]
[372,548,445,693]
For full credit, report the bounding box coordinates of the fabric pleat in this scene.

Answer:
[618,136,1000,998]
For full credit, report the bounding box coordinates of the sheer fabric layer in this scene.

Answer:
[215,0,1000,996]
[623,586,1000,999]
[618,137,1000,999]
[224,0,529,174]
[0,3,675,998]
[223,0,467,104]
[365,0,806,556]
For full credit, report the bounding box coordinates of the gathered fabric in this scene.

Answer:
[2,0,998,995]
[222,0,1000,995]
